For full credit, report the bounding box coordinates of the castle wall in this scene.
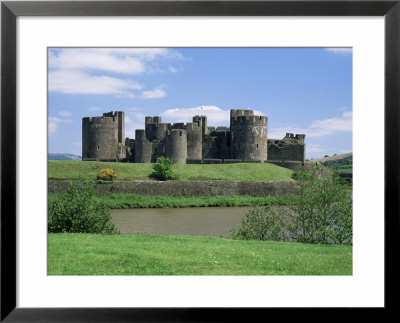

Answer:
[185,122,202,160]
[267,143,305,162]
[267,133,306,162]
[193,115,208,136]
[125,138,135,162]
[82,115,119,161]
[116,111,125,143]
[202,135,217,159]
[166,129,187,164]
[49,179,297,197]
[134,130,152,163]
[230,109,268,162]
[145,122,170,142]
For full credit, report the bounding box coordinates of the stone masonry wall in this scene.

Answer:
[48,179,296,197]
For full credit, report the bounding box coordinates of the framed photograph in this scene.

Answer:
[2,0,399,321]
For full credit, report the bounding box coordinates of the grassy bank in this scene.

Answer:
[48,193,290,209]
[48,233,352,275]
[323,155,353,173]
[48,160,293,181]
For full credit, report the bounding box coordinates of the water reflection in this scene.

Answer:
[111,207,250,237]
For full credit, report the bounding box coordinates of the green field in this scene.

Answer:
[48,160,293,181]
[48,233,352,275]
[48,193,290,209]
[323,155,353,173]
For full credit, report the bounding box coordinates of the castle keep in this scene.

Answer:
[82,109,306,164]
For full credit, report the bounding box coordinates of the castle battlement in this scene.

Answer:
[83,115,116,123]
[230,109,254,118]
[145,116,162,125]
[231,115,267,125]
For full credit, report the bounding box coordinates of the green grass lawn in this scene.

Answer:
[48,193,290,209]
[48,160,293,181]
[48,233,352,275]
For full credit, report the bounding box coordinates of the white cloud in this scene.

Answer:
[162,105,228,124]
[309,111,352,134]
[306,144,324,154]
[161,105,265,125]
[124,112,148,139]
[49,49,145,75]
[49,70,142,96]
[140,87,167,99]
[48,48,182,75]
[48,116,72,135]
[88,106,101,111]
[168,65,178,73]
[325,48,352,54]
[48,48,185,97]
[58,110,72,117]
[269,111,352,139]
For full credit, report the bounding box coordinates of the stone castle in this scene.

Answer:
[82,109,306,164]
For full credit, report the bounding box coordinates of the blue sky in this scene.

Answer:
[48,47,352,159]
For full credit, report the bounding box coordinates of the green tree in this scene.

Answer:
[151,157,175,180]
[230,204,287,241]
[287,165,352,244]
[48,181,118,234]
[231,165,352,245]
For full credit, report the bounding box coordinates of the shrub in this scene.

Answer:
[287,165,352,244]
[231,165,352,245]
[151,157,174,180]
[291,169,314,181]
[230,204,287,241]
[97,168,117,182]
[48,181,118,234]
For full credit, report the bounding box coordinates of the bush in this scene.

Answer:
[287,165,352,244]
[97,168,117,182]
[48,181,118,234]
[231,165,352,245]
[291,169,314,181]
[151,157,174,180]
[230,204,287,241]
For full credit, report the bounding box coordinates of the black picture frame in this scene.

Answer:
[1,0,399,321]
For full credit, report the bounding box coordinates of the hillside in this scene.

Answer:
[48,160,293,182]
[48,153,81,161]
[320,153,353,173]
[311,152,352,163]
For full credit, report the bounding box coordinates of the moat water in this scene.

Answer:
[111,207,251,237]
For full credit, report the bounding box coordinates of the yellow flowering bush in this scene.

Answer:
[97,168,117,182]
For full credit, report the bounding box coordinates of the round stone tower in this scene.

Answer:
[166,129,187,164]
[185,120,202,161]
[82,115,119,161]
[134,129,152,163]
[230,109,268,161]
